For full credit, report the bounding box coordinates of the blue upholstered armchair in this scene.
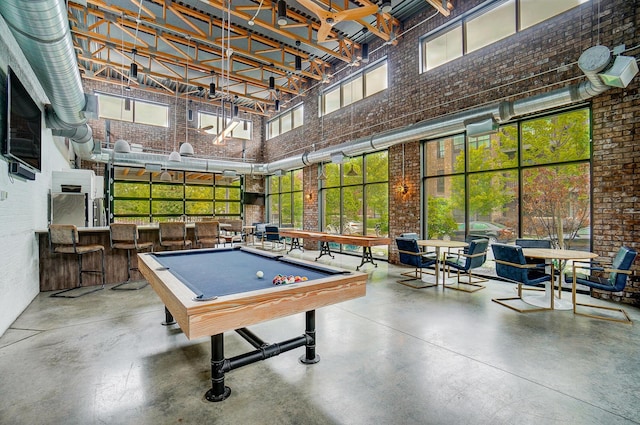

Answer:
[565,246,637,323]
[396,237,437,288]
[264,225,286,250]
[516,238,552,268]
[444,238,489,292]
[491,243,552,313]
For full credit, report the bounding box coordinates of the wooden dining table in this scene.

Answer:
[521,248,598,310]
[417,239,468,287]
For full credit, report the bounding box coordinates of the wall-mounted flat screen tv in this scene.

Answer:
[1,66,42,172]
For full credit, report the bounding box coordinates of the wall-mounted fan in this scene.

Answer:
[296,0,378,42]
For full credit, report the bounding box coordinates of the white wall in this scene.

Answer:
[0,15,72,336]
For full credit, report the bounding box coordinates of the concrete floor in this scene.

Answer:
[1,250,639,425]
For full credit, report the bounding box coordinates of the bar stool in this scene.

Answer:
[194,221,226,248]
[109,223,154,290]
[159,222,192,250]
[48,224,105,298]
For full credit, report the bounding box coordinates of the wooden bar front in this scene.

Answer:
[36,225,200,292]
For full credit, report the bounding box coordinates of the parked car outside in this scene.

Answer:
[455,221,515,243]
[547,226,591,251]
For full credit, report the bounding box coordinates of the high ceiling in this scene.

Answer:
[68,0,453,116]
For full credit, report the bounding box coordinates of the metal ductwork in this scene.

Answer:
[0,0,94,158]
[0,0,621,176]
[266,46,615,174]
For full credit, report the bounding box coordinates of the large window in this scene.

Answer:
[267,169,303,227]
[465,0,515,54]
[111,167,241,223]
[199,112,252,140]
[320,151,389,258]
[423,107,591,251]
[98,93,169,127]
[319,60,388,116]
[267,104,303,140]
[421,0,588,72]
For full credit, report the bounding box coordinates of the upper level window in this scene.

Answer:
[199,112,251,140]
[98,93,169,127]
[267,104,304,140]
[423,25,463,71]
[465,0,515,54]
[421,0,587,72]
[520,0,589,29]
[319,59,387,116]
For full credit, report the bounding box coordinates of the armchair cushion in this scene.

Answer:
[491,243,551,286]
[396,238,436,268]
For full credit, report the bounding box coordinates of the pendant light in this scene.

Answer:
[169,80,182,162]
[179,37,194,157]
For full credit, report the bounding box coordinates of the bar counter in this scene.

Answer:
[36,224,217,292]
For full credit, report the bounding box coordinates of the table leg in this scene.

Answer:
[287,237,303,253]
[435,247,441,288]
[356,247,377,271]
[161,307,176,326]
[299,310,320,364]
[315,241,334,261]
[205,333,231,402]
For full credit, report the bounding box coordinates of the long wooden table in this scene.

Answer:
[278,229,391,271]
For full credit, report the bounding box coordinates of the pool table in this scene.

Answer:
[137,246,367,401]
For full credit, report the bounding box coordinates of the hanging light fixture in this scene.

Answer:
[179,38,194,157]
[169,80,182,162]
[160,168,172,181]
[269,75,275,91]
[360,43,369,63]
[209,71,216,98]
[295,55,302,71]
[130,1,143,79]
[277,0,288,26]
[130,48,138,78]
[114,139,131,153]
[380,1,392,13]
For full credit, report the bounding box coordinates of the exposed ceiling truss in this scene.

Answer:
[67,0,450,115]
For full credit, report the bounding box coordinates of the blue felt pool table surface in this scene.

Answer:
[149,247,346,299]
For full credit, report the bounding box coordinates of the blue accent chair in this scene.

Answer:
[565,246,637,324]
[491,243,552,313]
[516,238,552,268]
[264,225,286,250]
[444,238,489,292]
[396,237,437,288]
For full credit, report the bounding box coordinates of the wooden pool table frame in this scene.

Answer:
[137,246,367,401]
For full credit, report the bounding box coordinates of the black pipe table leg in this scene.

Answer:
[161,307,176,326]
[205,334,231,402]
[299,310,320,364]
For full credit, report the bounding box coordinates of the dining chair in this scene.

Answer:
[109,223,153,290]
[491,243,552,313]
[516,238,552,267]
[444,238,489,292]
[159,222,192,251]
[264,225,286,250]
[565,246,637,324]
[48,224,105,298]
[194,221,226,248]
[396,237,437,288]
